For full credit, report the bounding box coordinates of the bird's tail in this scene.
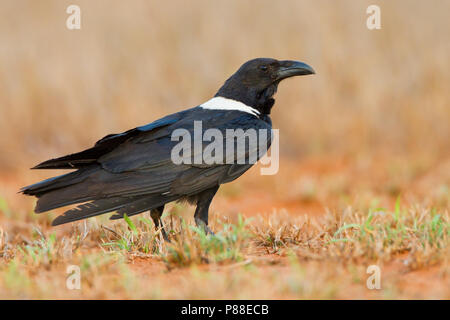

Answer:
[21,166,100,213]
[51,194,176,226]
[21,165,174,225]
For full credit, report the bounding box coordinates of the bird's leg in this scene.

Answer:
[194,186,219,235]
[150,205,170,242]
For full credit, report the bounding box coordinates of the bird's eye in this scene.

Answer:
[260,65,268,72]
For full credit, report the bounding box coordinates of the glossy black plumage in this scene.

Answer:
[21,58,314,232]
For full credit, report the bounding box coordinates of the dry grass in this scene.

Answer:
[0,0,449,299]
[0,204,448,299]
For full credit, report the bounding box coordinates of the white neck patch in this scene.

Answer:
[200,97,260,116]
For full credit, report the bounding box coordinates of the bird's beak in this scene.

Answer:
[276,60,315,80]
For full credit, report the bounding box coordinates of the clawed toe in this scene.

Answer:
[204,225,215,236]
[160,227,171,242]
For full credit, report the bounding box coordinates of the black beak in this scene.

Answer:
[276,60,315,80]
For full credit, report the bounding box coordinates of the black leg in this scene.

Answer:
[150,205,169,241]
[194,186,219,235]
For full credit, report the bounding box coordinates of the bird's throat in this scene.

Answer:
[216,83,278,115]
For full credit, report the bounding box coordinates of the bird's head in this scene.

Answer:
[215,58,315,114]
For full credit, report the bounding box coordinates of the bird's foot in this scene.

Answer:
[204,225,215,236]
[195,218,214,236]
[154,221,170,242]
[160,227,171,242]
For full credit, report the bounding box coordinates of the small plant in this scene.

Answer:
[250,213,313,252]
[164,214,250,268]
[16,228,64,266]
[101,215,164,254]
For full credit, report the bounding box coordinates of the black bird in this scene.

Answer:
[21,58,314,239]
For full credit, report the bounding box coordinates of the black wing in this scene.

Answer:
[23,107,272,225]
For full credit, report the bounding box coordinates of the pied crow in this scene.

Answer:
[21,58,314,239]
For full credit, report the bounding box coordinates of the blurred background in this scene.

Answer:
[0,0,449,221]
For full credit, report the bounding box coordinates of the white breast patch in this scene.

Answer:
[200,97,260,116]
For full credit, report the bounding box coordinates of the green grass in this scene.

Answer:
[164,214,250,267]
[99,212,252,268]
